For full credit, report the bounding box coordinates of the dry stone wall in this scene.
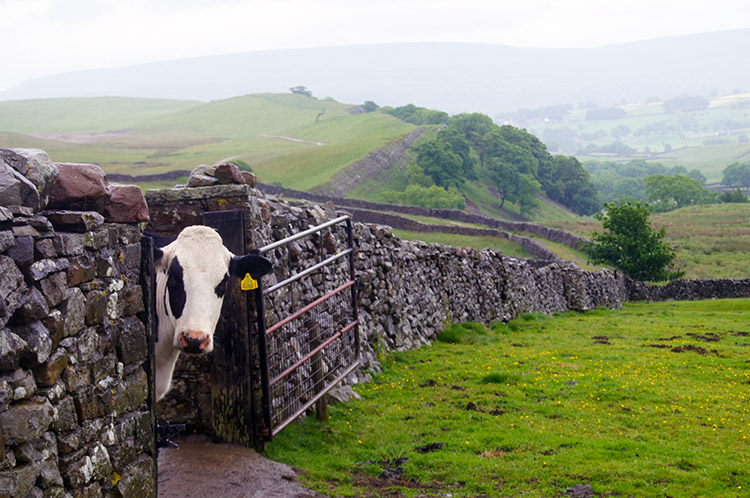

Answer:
[146,183,630,430]
[1,149,155,498]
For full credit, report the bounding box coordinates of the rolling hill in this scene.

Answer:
[0,94,418,191]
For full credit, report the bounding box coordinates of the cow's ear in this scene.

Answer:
[229,254,273,279]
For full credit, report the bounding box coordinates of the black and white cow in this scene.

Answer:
[151,225,272,400]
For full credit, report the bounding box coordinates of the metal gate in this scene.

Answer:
[254,215,360,440]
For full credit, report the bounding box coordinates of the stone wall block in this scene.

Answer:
[45,211,104,234]
[66,256,96,287]
[10,149,60,209]
[13,321,53,367]
[53,233,85,257]
[7,236,34,267]
[0,328,27,372]
[39,272,69,308]
[83,290,107,327]
[34,239,57,261]
[12,286,50,325]
[0,255,27,327]
[50,396,78,433]
[83,229,109,251]
[122,285,144,317]
[74,389,114,422]
[0,160,41,211]
[0,461,39,498]
[47,163,111,213]
[105,184,149,223]
[116,317,147,365]
[27,258,69,283]
[114,369,147,415]
[114,455,155,498]
[0,231,14,254]
[0,397,54,445]
[61,289,85,338]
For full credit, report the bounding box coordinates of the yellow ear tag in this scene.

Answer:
[241,273,258,291]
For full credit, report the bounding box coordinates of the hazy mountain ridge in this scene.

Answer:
[3,30,748,115]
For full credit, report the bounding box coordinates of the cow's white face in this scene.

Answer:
[156,226,233,355]
[153,225,272,400]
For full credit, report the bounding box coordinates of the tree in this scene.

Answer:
[415,140,464,189]
[362,101,379,113]
[584,201,684,282]
[289,86,313,97]
[644,174,716,212]
[722,162,750,188]
[436,129,476,180]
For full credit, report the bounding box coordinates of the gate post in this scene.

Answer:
[203,210,259,447]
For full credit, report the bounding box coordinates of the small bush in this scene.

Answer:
[436,322,489,344]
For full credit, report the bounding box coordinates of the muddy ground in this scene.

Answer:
[157,435,323,498]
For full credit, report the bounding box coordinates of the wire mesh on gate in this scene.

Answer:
[255,215,359,439]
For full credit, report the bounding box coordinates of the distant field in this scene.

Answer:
[0,94,416,191]
[549,202,750,280]
[526,93,750,183]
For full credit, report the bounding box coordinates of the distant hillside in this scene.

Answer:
[520,93,750,182]
[2,30,749,115]
[0,93,417,191]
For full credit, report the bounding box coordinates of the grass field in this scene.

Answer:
[266,299,750,497]
[548,202,750,280]
[393,229,530,259]
[525,93,750,183]
[0,94,416,191]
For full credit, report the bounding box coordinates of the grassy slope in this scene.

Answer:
[0,97,200,133]
[267,299,750,497]
[0,94,416,190]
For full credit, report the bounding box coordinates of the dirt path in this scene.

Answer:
[259,134,326,146]
[158,435,323,498]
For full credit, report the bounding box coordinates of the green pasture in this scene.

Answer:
[0,94,416,191]
[266,299,750,497]
[528,94,750,182]
[653,203,750,279]
[392,229,529,259]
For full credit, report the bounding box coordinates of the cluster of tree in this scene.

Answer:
[585,159,750,211]
[380,104,449,125]
[584,201,684,282]
[722,162,750,188]
[585,160,706,204]
[578,141,638,155]
[407,111,601,215]
[663,95,710,113]
[382,184,465,210]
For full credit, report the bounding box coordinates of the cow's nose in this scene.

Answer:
[178,331,210,354]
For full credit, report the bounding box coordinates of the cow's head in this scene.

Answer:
[154,225,272,355]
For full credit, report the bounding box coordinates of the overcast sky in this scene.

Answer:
[1,0,748,92]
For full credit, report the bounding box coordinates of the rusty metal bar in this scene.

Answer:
[265,281,354,335]
[270,320,357,387]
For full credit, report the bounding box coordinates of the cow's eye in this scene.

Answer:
[215,273,229,298]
